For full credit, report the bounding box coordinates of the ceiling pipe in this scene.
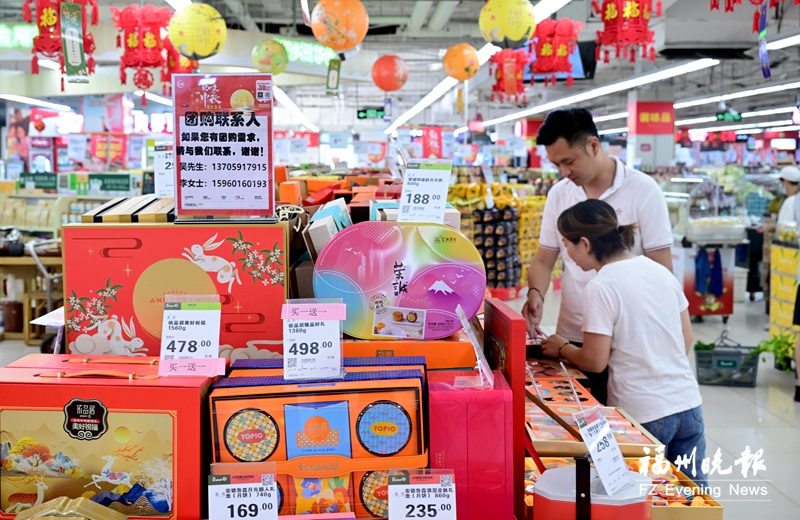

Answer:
[408,1,434,31]
[426,1,460,32]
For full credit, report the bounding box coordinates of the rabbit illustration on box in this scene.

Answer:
[109,317,148,356]
[69,315,146,356]
[182,233,242,292]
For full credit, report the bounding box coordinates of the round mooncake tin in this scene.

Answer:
[360,470,389,518]
[223,408,280,462]
[356,400,412,456]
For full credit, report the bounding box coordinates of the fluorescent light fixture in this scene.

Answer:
[0,94,71,111]
[165,0,191,10]
[674,116,717,126]
[134,90,173,106]
[593,112,629,123]
[37,59,60,71]
[674,80,800,109]
[741,106,796,118]
[385,42,501,135]
[766,124,800,132]
[483,59,720,127]
[454,126,468,136]
[670,177,704,183]
[689,119,793,133]
[534,0,573,19]
[735,129,763,135]
[767,33,800,50]
[598,127,628,135]
[274,86,320,133]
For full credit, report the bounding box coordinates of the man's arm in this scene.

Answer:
[522,247,559,338]
[645,247,673,273]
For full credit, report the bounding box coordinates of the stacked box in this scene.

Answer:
[472,207,521,289]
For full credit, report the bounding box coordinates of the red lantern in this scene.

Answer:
[371,55,409,92]
[161,36,198,95]
[530,18,584,87]
[489,48,530,103]
[592,0,661,64]
[110,4,171,95]
[22,0,97,91]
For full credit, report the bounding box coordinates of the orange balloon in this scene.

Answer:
[311,0,369,51]
[372,55,409,92]
[443,43,480,82]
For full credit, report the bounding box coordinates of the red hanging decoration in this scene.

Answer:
[22,0,98,91]
[490,48,530,103]
[531,18,584,87]
[110,4,171,92]
[593,0,659,63]
[161,36,198,95]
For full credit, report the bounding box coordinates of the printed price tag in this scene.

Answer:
[281,302,345,379]
[398,159,452,224]
[67,134,87,163]
[154,142,175,197]
[208,473,278,520]
[573,406,631,495]
[159,295,222,375]
[388,472,456,520]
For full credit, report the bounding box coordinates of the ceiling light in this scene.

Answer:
[766,124,800,132]
[766,33,800,51]
[37,59,60,71]
[0,94,71,111]
[534,0,572,19]
[735,129,763,135]
[689,119,793,133]
[674,80,800,109]
[741,106,796,118]
[483,59,720,127]
[454,126,468,136]
[598,127,628,135]
[674,116,717,126]
[274,86,320,133]
[670,177,705,183]
[593,112,629,123]
[134,90,173,106]
[164,0,191,10]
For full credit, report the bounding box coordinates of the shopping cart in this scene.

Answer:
[695,327,759,387]
[26,238,64,354]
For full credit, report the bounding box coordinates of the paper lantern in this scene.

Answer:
[479,0,537,50]
[310,0,369,51]
[161,36,197,94]
[442,43,480,82]
[593,0,662,63]
[371,55,409,92]
[22,0,98,90]
[167,3,227,60]
[110,4,171,92]
[530,18,583,87]
[490,48,530,103]
[251,39,289,74]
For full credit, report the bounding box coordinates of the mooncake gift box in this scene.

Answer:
[342,332,477,370]
[228,357,427,379]
[63,222,288,359]
[0,365,213,520]
[313,222,486,340]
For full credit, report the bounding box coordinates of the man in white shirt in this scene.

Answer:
[756,165,800,231]
[523,108,674,403]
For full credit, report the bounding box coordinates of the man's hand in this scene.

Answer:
[542,334,568,358]
[522,289,544,339]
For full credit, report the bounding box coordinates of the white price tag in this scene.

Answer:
[159,297,222,374]
[480,165,495,184]
[573,407,631,495]
[290,138,307,154]
[388,472,456,520]
[282,302,344,379]
[67,134,87,163]
[208,474,278,520]
[128,135,145,163]
[398,159,452,224]
[154,142,175,197]
[329,132,349,149]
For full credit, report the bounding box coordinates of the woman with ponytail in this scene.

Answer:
[542,199,707,483]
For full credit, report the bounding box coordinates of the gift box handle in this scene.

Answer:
[38,370,159,380]
[67,357,159,365]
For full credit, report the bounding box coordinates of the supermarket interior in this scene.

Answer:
[1,0,800,519]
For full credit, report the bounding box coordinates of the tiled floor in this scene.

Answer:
[1,295,798,518]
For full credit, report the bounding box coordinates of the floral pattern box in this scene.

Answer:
[62,223,288,359]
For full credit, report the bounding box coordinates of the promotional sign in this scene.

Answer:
[388,472,456,520]
[353,141,369,155]
[398,159,452,224]
[281,300,345,380]
[758,2,771,81]
[60,2,88,84]
[273,139,290,165]
[326,58,341,94]
[159,295,222,376]
[572,406,631,495]
[422,126,443,158]
[67,134,87,163]
[627,101,675,135]
[208,473,278,520]
[154,142,175,197]
[442,130,455,159]
[89,134,126,170]
[128,135,144,167]
[384,98,393,123]
[329,132,349,149]
[289,138,307,154]
[173,73,275,217]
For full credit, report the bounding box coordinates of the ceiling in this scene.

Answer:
[1,0,800,132]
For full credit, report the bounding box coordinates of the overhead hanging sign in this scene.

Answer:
[60,2,88,84]
[172,73,275,218]
[357,107,385,120]
[326,59,341,95]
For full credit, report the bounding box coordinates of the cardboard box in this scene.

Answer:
[429,370,514,520]
[63,223,288,359]
[289,260,315,299]
[0,361,213,520]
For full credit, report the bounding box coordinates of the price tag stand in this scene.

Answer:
[209,462,278,520]
[572,405,632,496]
[281,298,345,380]
[388,469,456,520]
[159,294,225,377]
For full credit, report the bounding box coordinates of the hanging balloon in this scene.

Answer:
[479,0,537,49]
[371,55,409,92]
[442,43,479,82]
[310,0,369,51]
[167,3,227,60]
[251,39,289,74]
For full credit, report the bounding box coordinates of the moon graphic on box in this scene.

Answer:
[132,259,218,339]
[114,426,131,443]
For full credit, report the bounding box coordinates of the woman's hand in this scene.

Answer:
[542,334,568,358]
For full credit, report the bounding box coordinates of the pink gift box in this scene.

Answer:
[428,370,514,520]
